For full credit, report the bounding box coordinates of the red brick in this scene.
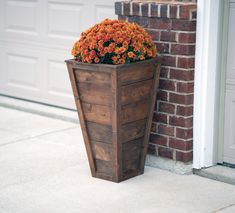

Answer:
[162,55,176,67]
[146,29,160,41]
[177,82,194,93]
[172,19,196,31]
[141,3,149,17]
[170,5,178,18]
[149,18,171,30]
[150,134,168,146]
[158,147,173,159]
[151,4,159,17]
[169,138,193,151]
[159,79,175,91]
[170,69,194,81]
[148,143,157,155]
[178,33,196,43]
[160,67,169,78]
[157,90,168,101]
[176,128,193,139]
[158,124,175,136]
[160,5,168,18]
[159,102,175,114]
[153,112,168,124]
[155,42,170,54]
[176,151,193,162]
[179,5,197,20]
[132,3,140,16]
[177,57,195,69]
[171,44,195,55]
[169,116,193,128]
[123,2,131,16]
[176,106,193,116]
[161,31,176,42]
[169,93,194,105]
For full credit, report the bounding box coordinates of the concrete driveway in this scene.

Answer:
[0,106,235,213]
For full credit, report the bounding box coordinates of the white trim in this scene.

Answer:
[193,0,224,169]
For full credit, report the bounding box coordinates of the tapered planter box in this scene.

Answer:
[65,57,161,182]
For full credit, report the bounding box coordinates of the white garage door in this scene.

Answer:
[0,0,117,109]
[223,0,235,165]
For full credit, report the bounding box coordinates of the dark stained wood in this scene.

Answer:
[92,141,112,161]
[119,61,154,85]
[121,99,149,124]
[66,63,96,177]
[75,69,111,84]
[78,82,112,106]
[95,159,112,174]
[82,102,112,125]
[121,79,153,105]
[65,57,161,183]
[86,122,112,143]
[121,119,146,143]
[122,138,143,176]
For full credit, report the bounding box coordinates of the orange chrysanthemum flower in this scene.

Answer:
[71,19,157,64]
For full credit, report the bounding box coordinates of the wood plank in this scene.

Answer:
[95,159,112,174]
[122,138,143,173]
[121,99,149,124]
[121,119,146,143]
[86,122,112,143]
[92,141,112,161]
[82,103,112,125]
[140,59,161,171]
[119,62,154,85]
[66,62,96,176]
[121,79,153,105]
[78,82,112,106]
[75,69,111,84]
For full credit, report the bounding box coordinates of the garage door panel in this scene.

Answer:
[47,1,84,43]
[3,0,41,39]
[0,0,117,109]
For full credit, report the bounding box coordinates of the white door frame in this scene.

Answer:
[193,0,227,169]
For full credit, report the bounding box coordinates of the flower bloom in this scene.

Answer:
[71,19,157,64]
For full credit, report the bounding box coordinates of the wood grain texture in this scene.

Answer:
[121,79,153,105]
[121,119,146,143]
[82,103,112,125]
[92,141,112,161]
[86,122,112,143]
[78,82,112,106]
[65,57,161,183]
[121,99,149,124]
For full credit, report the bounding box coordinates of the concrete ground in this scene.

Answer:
[0,106,235,213]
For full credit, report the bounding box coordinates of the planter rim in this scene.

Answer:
[65,56,161,70]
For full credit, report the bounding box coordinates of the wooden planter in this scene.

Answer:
[65,58,160,182]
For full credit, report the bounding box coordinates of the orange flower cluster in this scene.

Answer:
[71,19,157,65]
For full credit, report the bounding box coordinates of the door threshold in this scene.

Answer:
[194,165,235,185]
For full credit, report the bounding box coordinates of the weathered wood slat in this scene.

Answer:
[86,122,112,143]
[78,82,112,106]
[92,141,112,161]
[82,102,112,125]
[95,159,112,174]
[119,62,154,85]
[121,119,146,143]
[65,57,161,183]
[122,138,143,174]
[121,79,153,105]
[75,69,111,84]
[121,99,149,124]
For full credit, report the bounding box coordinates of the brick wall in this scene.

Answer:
[115,1,197,163]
